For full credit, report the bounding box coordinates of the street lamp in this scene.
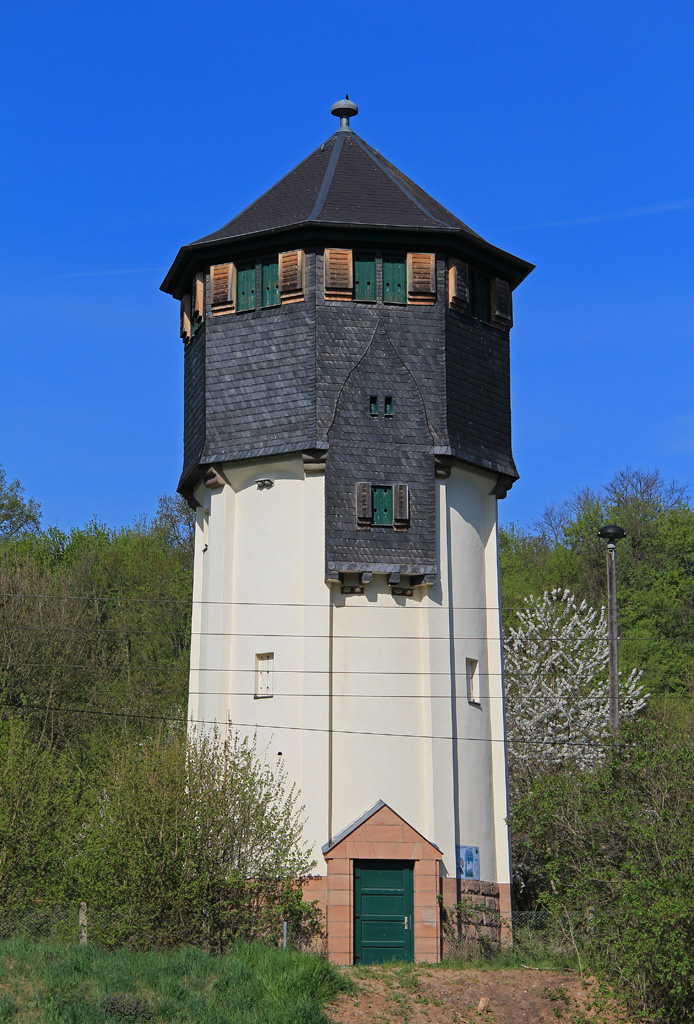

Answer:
[597,524,627,736]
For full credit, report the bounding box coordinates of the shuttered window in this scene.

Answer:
[180,294,191,342]
[383,257,406,304]
[369,395,379,417]
[466,269,491,323]
[393,483,409,528]
[356,482,372,525]
[236,263,256,312]
[324,248,353,300]
[407,253,436,303]
[384,395,394,417]
[354,254,376,302]
[448,258,469,309]
[492,277,512,326]
[279,249,305,302]
[372,485,393,526]
[262,260,280,307]
[192,272,205,329]
[211,263,235,313]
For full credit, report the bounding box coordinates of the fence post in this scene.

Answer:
[79,902,88,945]
[282,920,287,950]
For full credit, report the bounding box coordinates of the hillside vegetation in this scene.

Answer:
[1,465,693,1021]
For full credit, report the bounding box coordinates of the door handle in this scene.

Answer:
[404,915,409,930]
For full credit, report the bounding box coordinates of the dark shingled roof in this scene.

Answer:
[194,130,479,244]
[161,123,533,296]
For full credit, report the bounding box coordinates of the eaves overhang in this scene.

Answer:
[161,221,534,300]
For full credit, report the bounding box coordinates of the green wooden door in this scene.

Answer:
[354,861,414,964]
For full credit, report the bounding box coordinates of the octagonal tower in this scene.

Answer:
[162,99,533,964]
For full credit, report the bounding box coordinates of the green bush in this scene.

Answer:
[512,706,694,1021]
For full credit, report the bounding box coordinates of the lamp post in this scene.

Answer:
[597,524,627,736]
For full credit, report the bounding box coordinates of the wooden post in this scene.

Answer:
[78,901,87,945]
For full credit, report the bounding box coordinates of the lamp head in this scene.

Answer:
[598,523,627,547]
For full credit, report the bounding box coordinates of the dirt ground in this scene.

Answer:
[326,964,633,1024]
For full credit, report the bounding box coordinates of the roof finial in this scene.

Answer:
[331,95,358,131]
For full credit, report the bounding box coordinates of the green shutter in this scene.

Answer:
[384,395,394,417]
[236,263,256,312]
[369,395,379,416]
[383,259,406,304]
[372,486,393,526]
[261,260,279,307]
[354,255,376,302]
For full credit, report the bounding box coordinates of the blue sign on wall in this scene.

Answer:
[456,845,480,880]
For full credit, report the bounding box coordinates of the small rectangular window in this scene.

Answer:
[262,260,280,307]
[369,395,379,416]
[236,263,256,312]
[255,653,274,697]
[372,485,393,526]
[466,658,480,705]
[384,395,394,417]
[354,255,377,302]
[383,257,407,304]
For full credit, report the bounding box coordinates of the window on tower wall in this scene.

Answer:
[383,256,407,304]
[356,482,409,529]
[236,262,256,312]
[354,254,377,302]
[262,259,280,307]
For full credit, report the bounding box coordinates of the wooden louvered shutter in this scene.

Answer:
[356,482,372,525]
[324,248,353,300]
[407,253,436,303]
[192,273,205,326]
[279,249,305,302]
[393,483,409,529]
[492,278,513,326]
[210,263,235,312]
[180,294,191,342]
[448,258,469,309]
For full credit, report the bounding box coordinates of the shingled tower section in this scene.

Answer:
[162,101,533,964]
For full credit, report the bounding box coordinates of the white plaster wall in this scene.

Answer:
[187,457,510,881]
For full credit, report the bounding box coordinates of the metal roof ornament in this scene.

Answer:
[331,95,358,131]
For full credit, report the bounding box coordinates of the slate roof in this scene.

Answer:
[195,130,478,244]
[161,124,533,297]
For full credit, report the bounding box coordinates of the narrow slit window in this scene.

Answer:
[466,658,480,705]
[261,260,279,307]
[384,395,394,417]
[369,395,379,417]
[255,653,274,697]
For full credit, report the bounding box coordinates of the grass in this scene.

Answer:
[0,937,351,1023]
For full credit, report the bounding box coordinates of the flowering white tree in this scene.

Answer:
[504,589,647,790]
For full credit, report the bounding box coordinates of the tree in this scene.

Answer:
[500,468,694,696]
[0,464,41,539]
[504,589,647,793]
[77,725,317,950]
[511,709,694,1022]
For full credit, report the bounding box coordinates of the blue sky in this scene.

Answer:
[1,0,692,533]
